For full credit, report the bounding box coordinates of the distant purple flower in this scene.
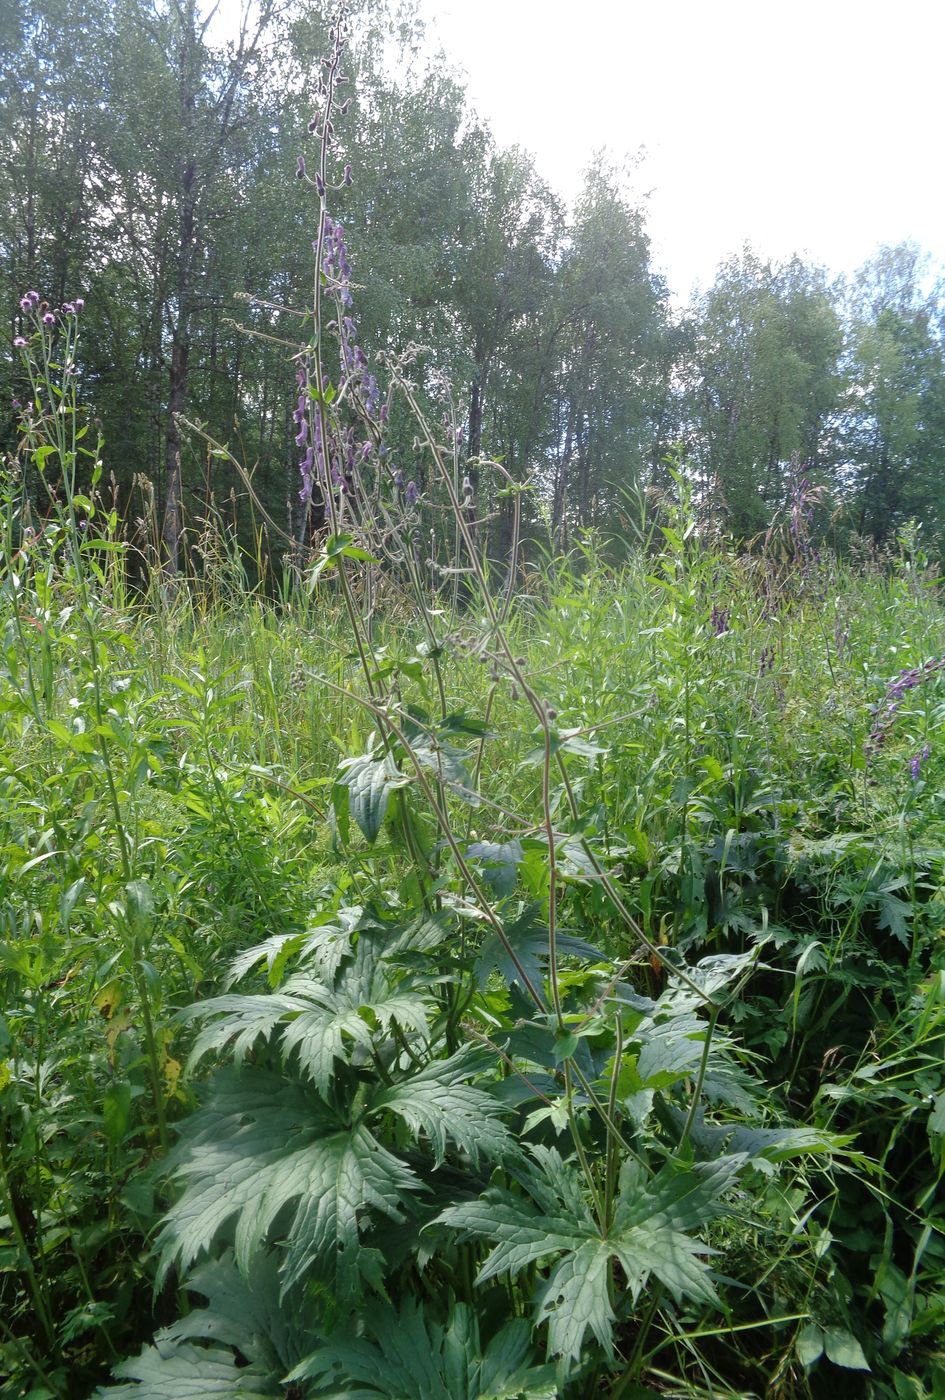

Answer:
[865,657,945,761]
[26,290,39,306]
[13,336,26,349]
[405,481,419,506]
[62,301,75,314]
[42,312,55,326]
[74,297,84,311]
[910,754,922,781]
[710,604,731,636]
[19,297,31,313]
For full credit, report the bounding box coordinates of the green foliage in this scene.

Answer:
[3,16,945,1400]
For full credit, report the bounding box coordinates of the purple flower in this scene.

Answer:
[62,301,75,314]
[299,446,314,503]
[710,604,731,636]
[26,290,39,306]
[405,481,419,506]
[74,297,84,311]
[42,312,55,326]
[19,297,31,313]
[865,657,945,761]
[13,336,26,349]
[296,155,306,180]
[910,754,922,781]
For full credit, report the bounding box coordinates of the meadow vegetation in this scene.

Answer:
[2,6,945,1399]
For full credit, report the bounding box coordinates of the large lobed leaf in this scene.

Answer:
[436,1145,744,1361]
[290,1299,557,1399]
[156,1068,421,1300]
[369,1046,514,1167]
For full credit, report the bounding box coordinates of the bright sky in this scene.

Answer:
[415,0,945,300]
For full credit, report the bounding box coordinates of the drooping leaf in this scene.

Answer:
[338,751,407,843]
[95,1343,280,1399]
[795,1323,824,1368]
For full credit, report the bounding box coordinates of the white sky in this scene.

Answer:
[415,0,945,300]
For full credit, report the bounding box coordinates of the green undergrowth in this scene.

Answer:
[1,499,944,1398]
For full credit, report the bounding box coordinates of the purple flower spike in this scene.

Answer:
[405,481,419,506]
[299,445,314,503]
[910,754,922,781]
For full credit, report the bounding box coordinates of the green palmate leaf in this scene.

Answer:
[156,1068,421,1301]
[435,1147,741,1361]
[369,1046,514,1167]
[97,1253,307,1397]
[225,914,359,989]
[166,1252,305,1375]
[290,1299,556,1399]
[181,934,432,1095]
